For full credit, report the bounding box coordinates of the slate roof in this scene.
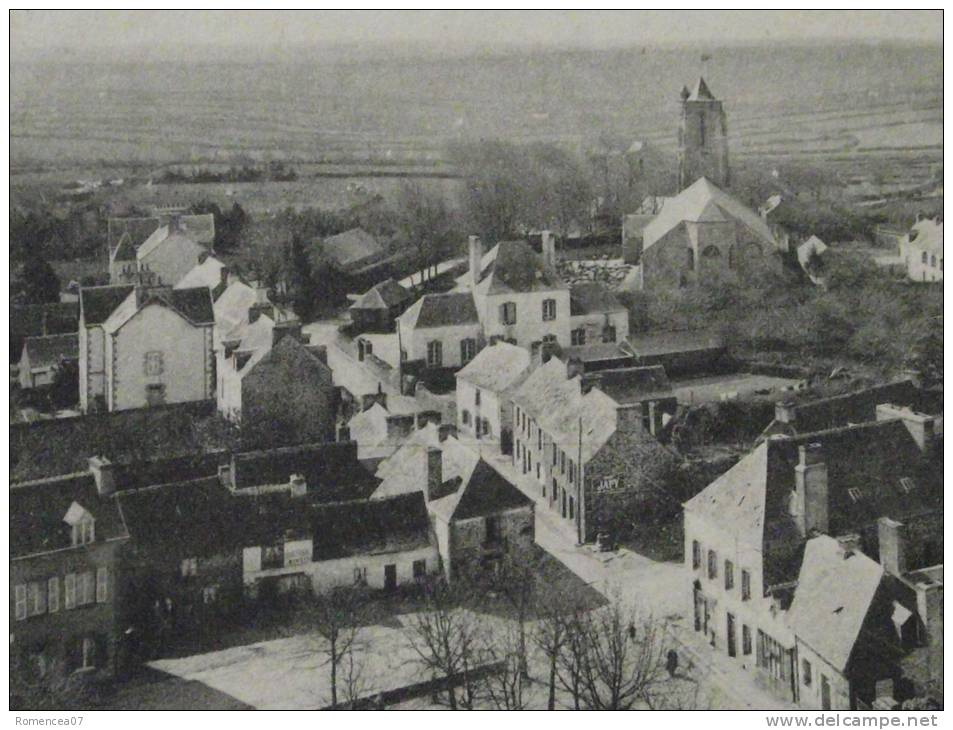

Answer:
[513,357,620,459]
[323,228,385,269]
[11,473,129,558]
[229,441,379,503]
[399,292,479,330]
[569,282,625,316]
[108,214,215,258]
[350,279,412,311]
[475,240,566,295]
[175,256,226,291]
[117,477,244,559]
[787,535,885,672]
[455,341,531,393]
[307,492,431,561]
[79,285,135,326]
[684,419,940,582]
[428,454,532,523]
[371,428,475,501]
[137,227,206,263]
[642,178,776,252]
[103,286,215,333]
[21,333,79,369]
[581,365,674,404]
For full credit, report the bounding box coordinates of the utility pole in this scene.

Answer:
[396,318,404,395]
[576,416,584,545]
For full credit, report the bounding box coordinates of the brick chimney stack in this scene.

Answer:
[88,456,116,496]
[878,517,907,576]
[793,442,828,537]
[468,235,483,288]
[425,447,442,502]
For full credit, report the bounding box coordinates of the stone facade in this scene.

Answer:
[445,506,536,581]
[677,78,730,191]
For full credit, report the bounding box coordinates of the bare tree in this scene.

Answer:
[312,587,366,709]
[394,181,456,289]
[340,637,368,710]
[564,600,671,710]
[478,621,531,710]
[403,578,481,709]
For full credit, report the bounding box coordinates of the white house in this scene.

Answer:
[900,218,943,283]
[396,292,483,370]
[79,284,215,412]
[455,341,531,446]
[459,234,572,349]
[18,333,78,390]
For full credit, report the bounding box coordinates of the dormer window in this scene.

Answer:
[847,487,865,503]
[64,502,95,547]
[899,477,916,493]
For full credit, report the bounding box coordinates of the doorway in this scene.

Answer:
[384,564,397,591]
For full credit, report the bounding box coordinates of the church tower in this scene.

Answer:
[677,78,729,191]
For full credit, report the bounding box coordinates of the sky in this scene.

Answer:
[11,10,942,60]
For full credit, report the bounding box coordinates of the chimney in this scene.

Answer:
[425,447,442,502]
[914,579,943,684]
[289,473,307,497]
[878,517,907,576]
[793,443,828,537]
[566,356,585,380]
[468,235,483,288]
[775,400,797,425]
[836,533,862,556]
[541,230,556,269]
[615,403,644,434]
[88,456,116,496]
[875,403,935,453]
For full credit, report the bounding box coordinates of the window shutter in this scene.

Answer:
[499,303,506,323]
[96,568,108,603]
[82,572,95,605]
[14,585,27,621]
[48,577,59,613]
[65,574,76,609]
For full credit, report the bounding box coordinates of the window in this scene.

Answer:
[203,585,219,604]
[537,428,542,450]
[482,418,491,438]
[460,338,477,364]
[72,518,95,547]
[96,568,108,603]
[922,251,928,264]
[48,577,59,613]
[686,248,695,271]
[474,389,481,406]
[80,572,95,605]
[29,582,47,616]
[542,299,556,321]
[413,559,427,582]
[462,409,471,426]
[353,567,367,585]
[426,340,443,367]
[145,383,166,406]
[81,638,96,670]
[65,574,76,609]
[707,550,717,580]
[757,630,789,682]
[742,624,752,655]
[571,328,586,346]
[741,570,751,601]
[692,540,701,570]
[181,557,198,578]
[14,584,27,621]
[500,302,517,325]
[560,451,566,473]
[602,325,616,343]
[727,613,737,657]
[725,560,734,590]
[802,659,813,686]
[931,255,937,268]
[847,487,864,503]
[542,333,557,344]
[569,495,575,520]
[144,351,164,376]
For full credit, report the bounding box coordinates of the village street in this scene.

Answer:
[479,445,797,711]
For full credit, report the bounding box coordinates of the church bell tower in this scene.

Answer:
[677,77,729,191]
